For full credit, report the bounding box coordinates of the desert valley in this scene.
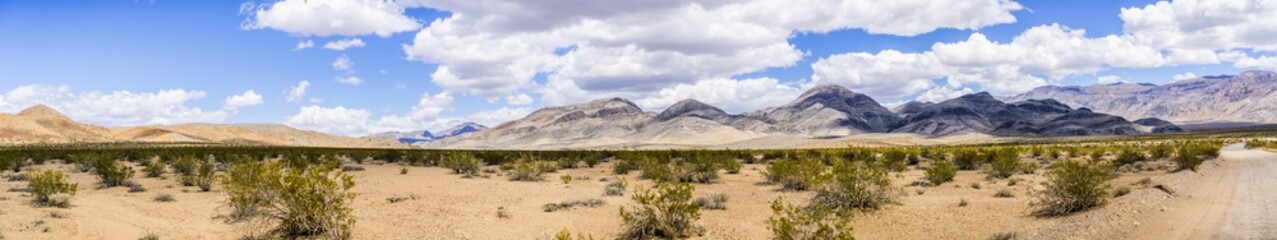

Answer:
[5,1,1277,239]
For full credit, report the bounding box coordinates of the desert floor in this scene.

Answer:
[1,143,1273,240]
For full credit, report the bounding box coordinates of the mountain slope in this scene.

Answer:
[1008,70,1277,123]
[430,85,1174,149]
[742,84,900,135]
[0,105,404,148]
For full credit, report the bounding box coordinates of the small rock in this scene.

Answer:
[1134,221,1141,227]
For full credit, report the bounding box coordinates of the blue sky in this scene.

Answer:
[1,0,1273,136]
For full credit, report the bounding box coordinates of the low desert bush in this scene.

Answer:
[339,165,365,172]
[553,228,596,240]
[221,161,274,221]
[605,179,627,196]
[542,199,605,212]
[925,160,957,185]
[765,159,829,191]
[994,189,1014,198]
[29,170,77,207]
[695,192,728,210]
[153,193,176,202]
[811,162,894,213]
[507,160,556,181]
[142,159,166,178]
[618,181,702,239]
[127,182,147,193]
[766,198,853,240]
[988,232,1017,240]
[7,173,27,182]
[179,161,215,191]
[1033,160,1111,217]
[987,153,1020,179]
[1113,186,1131,198]
[442,154,483,177]
[92,159,135,187]
[1173,144,1220,172]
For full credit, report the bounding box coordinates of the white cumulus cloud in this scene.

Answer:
[286,81,310,103]
[332,54,354,71]
[222,90,264,111]
[334,76,364,86]
[241,0,421,37]
[285,105,373,136]
[323,38,366,51]
[1096,75,1125,84]
[293,40,314,51]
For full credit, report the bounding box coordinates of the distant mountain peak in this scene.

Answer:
[657,99,729,122]
[439,122,488,137]
[17,104,68,119]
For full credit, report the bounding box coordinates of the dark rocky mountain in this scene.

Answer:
[891,92,1153,136]
[656,99,732,123]
[1008,70,1277,123]
[369,122,488,144]
[742,84,901,135]
[429,84,1182,148]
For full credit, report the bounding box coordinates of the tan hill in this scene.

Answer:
[1008,70,1277,123]
[0,105,404,148]
[0,105,113,143]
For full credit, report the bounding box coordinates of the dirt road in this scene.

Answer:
[1138,143,1277,239]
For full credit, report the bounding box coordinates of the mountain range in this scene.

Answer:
[426,84,1178,149]
[0,105,404,148]
[1009,70,1277,124]
[368,122,488,144]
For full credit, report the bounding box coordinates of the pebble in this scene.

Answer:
[1134,221,1141,227]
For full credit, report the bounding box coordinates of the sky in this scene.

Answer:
[1,0,1275,136]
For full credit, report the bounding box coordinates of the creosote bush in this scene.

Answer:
[222,161,358,239]
[812,162,895,212]
[93,159,135,187]
[925,160,957,185]
[604,179,627,196]
[29,170,77,208]
[142,159,166,178]
[618,181,701,239]
[506,160,557,181]
[442,153,483,177]
[766,198,852,240]
[987,152,1020,179]
[1033,160,1111,217]
[765,158,829,191]
[695,192,728,210]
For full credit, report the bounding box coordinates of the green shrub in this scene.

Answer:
[1173,144,1220,172]
[925,160,957,185]
[223,161,357,239]
[988,153,1020,179]
[29,170,77,207]
[141,160,166,178]
[618,181,702,239]
[92,159,135,187]
[811,162,895,212]
[171,155,199,175]
[553,228,596,240]
[269,169,356,239]
[442,154,483,177]
[765,159,829,191]
[1033,160,1110,216]
[222,161,274,221]
[507,161,556,181]
[1115,151,1145,167]
[766,198,852,240]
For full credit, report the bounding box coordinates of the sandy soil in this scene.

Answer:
[1132,144,1277,239]
[0,147,1268,240]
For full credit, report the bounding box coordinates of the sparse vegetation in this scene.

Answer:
[766,198,852,240]
[154,193,176,202]
[994,189,1015,198]
[696,192,728,210]
[618,181,701,239]
[29,169,77,207]
[1033,160,1111,217]
[92,159,135,187]
[765,158,829,191]
[925,160,957,185]
[605,179,627,196]
[811,162,895,212]
[543,199,605,212]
